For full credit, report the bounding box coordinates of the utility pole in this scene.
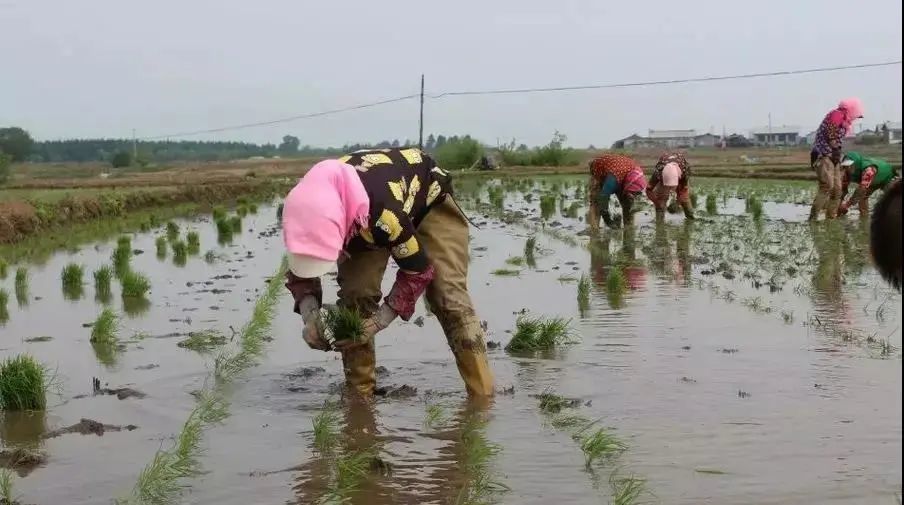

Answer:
[767,112,772,147]
[418,74,425,150]
[132,128,137,161]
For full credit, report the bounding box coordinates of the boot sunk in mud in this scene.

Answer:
[281,148,495,398]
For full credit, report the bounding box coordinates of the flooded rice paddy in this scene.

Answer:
[0,176,900,504]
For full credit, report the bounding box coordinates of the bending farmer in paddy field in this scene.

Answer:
[646,151,695,222]
[281,147,494,398]
[837,151,899,217]
[586,153,647,232]
[809,97,864,221]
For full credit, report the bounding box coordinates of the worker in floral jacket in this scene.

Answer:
[646,151,695,221]
[809,98,864,220]
[282,147,494,397]
[587,153,647,231]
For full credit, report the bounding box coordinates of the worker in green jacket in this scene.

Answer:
[838,151,899,216]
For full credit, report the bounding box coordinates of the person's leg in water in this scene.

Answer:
[810,156,835,220]
[586,175,602,233]
[677,180,695,219]
[417,197,495,397]
[650,183,671,222]
[826,161,844,219]
[335,247,390,397]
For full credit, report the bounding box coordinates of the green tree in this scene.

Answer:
[435,135,447,149]
[391,139,400,148]
[0,127,35,162]
[0,152,11,184]
[278,135,300,155]
[425,134,436,150]
[111,151,132,168]
[434,135,482,170]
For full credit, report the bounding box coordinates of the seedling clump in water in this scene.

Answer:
[93,265,113,303]
[705,193,718,215]
[524,236,537,268]
[0,354,50,411]
[166,221,180,242]
[311,401,341,453]
[171,240,188,266]
[155,236,167,259]
[505,315,575,352]
[120,270,151,299]
[323,306,365,344]
[90,308,119,345]
[577,273,591,313]
[0,290,8,324]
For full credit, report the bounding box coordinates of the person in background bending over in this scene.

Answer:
[870,178,902,292]
[646,151,695,221]
[587,153,647,231]
[281,148,494,398]
[809,97,864,221]
[838,151,899,217]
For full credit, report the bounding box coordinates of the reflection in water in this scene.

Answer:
[809,222,852,326]
[91,341,121,369]
[645,221,694,285]
[122,295,151,317]
[589,229,647,309]
[0,410,47,447]
[292,397,499,505]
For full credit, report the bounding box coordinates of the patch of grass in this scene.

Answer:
[171,240,188,266]
[578,427,627,467]
[93,265,113,303]
[505,315,575,353]
[577,273,590,312]
[0,354,50,411]
[111,245,131,278]
[90,308,119,344]
[177,330,227,353]
[491,268,520,276]
[120,270,151,298]
[311,401,341,454]
[524,236,537,268]
[203,250,218,264]
[61,263,85,300]
[165,221,180,242]
[323,306,365,344]
[155,236,167,259]
[228,216,242,233]
[705,194,718,215]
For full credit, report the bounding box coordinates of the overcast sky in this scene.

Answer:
[1,0,901,147]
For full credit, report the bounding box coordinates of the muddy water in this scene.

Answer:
[1,178,901,505]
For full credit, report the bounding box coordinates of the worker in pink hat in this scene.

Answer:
[281,148,494,398]
[646,151,694,221]
[586,153,647,231]
[809,97,864,220]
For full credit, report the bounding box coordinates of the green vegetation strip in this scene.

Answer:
[117,256,287,504]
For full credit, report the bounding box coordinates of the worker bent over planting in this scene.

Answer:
[646,151,694,221]
[838,151,899,217]
[809,97,864,221]
[281,147,494,398]
[586,153,647,231]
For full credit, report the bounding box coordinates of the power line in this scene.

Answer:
[428,60,902,98]
[139,93,419,140]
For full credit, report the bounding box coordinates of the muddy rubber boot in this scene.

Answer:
[341,343,376,398]
[808,206,820,221]
[453,350,495,397]
[655,207,665,223]
[681,202,696,220]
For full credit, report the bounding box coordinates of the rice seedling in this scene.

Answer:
[537,391,579,414]
[491,268,520,276]
[321,448,378,503]
[505,256,524,266]
[215,218,233,243]
[0,469,16,505]
[177,330,227,353]
[120,270,151,299]
[579,428,627,467]
[155,236,167,259]
[563,201,581,219]
[577,273,590,312]
[539,195,557,219]
[505,315,575,353]
[424,403,447,429]
[311,401,341,453]
[0,289,8,325]
[248,203,258,214]
[323,306,365,344]
[550,414,595,432]
[90,308,119,344]
[122,296,152,317]
[524,236,537,268]
[229,216,242,233]
[610,474,648,505]
[0,354,50,411]
[237,196,249,206]
[746,195,763,221]
[60,263,85,300]
[165,221,180,242]
[236,205,248,217]
[171,240,188,266]
[211,206,226,221]
[14,268,27,292]
[203,250,218,264]
[705,194,718,215]
[117,235,132,251]
[93,265,113,303]
[111,245,131,278]
[186,231,200,250]
[606,269,627,308]
[0,259,7,279]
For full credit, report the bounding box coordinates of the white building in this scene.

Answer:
[885,122,903,144]
[749,125,801,146]
[647,129,697,148]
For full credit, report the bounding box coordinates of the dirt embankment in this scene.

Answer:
[0,180,285,244]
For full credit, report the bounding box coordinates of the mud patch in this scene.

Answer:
[375,384,418,399]
[0,448,46,477]
[42,418,138,439]
[23,336,53,343]
[73,378,146,400]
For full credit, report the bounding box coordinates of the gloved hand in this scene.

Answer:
[298,296,330,351]
[332,304,397,352]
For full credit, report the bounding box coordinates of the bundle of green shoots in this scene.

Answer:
[321,306,366,347]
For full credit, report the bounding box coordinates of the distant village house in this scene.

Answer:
[749,126,800,146]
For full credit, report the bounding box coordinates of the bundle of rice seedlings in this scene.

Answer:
[504,315,575,353]
[155,236,167,259]
[211,206,226,221]
[165,221,180,242]
[93,265,113,303]
[228,216,242,233]
[90,308,119,344]
[203,250,218,264]
[0,468,16,505]
[0,354,49,411]
[61,263,84,300]
[111,245,131,278]
[14,268,27,291]
[120,270,151,298]
[705,194,718,215]
[117,235,132,251]
[539,195,557,219]
[610,474,647,505]
[322,306,365,344]
[577,273,590,312]
[524,236,537,268]
[606,269,627,302]
[185,231,200,254]
[579,428,627,467]
[236,205,248,218]
[171,240,188,266]
[423,403,447,429]
[177,330,227,352]
[248,203,258,214]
